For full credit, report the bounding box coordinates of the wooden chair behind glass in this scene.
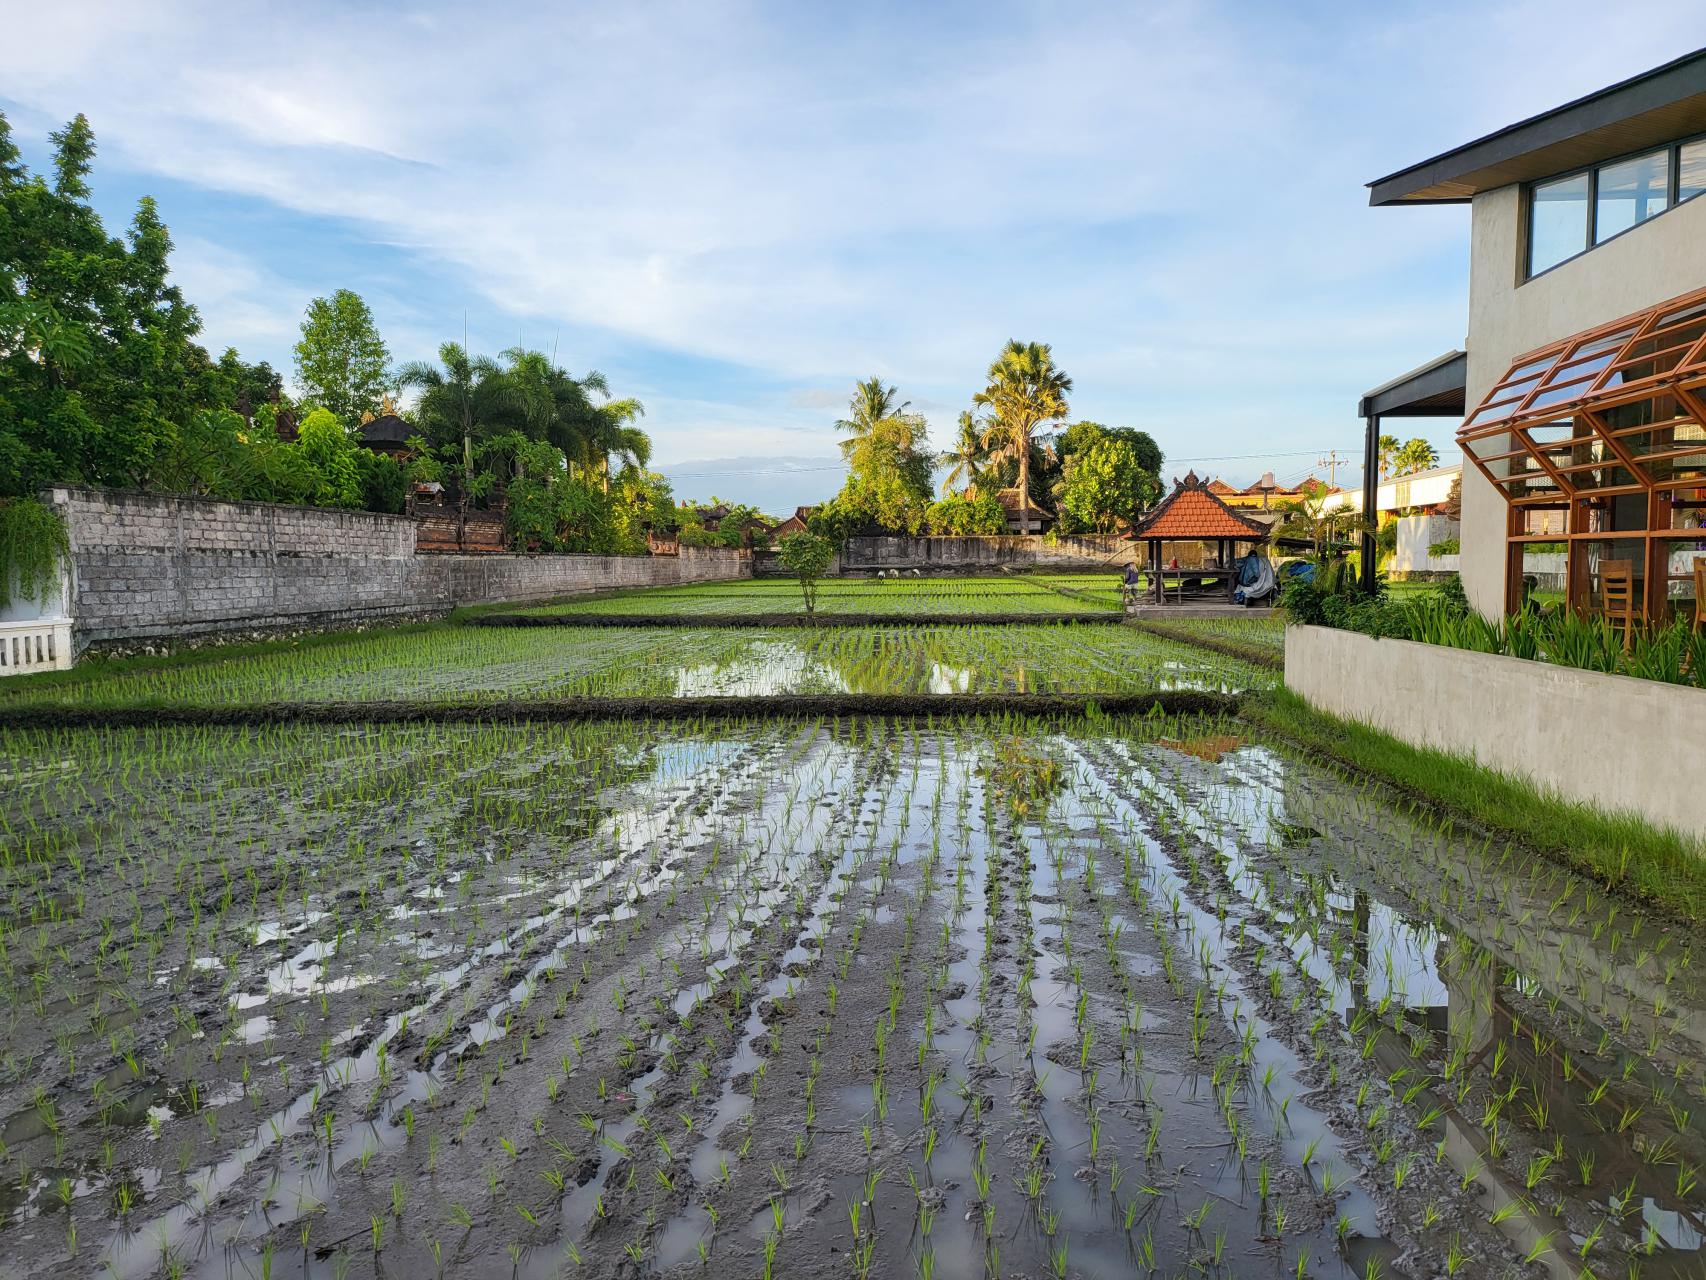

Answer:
[1599,560,1637,650]
[1694,557,1706,635]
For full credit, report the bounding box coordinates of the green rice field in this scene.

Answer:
[0,574,1698,1280]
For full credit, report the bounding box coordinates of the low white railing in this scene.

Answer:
[0,618,73,675]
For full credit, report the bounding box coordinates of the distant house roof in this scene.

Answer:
[1128,472,1270,541]
[993,487,1053,519]
[771,505,816,534]
[358,413,414,449]
[1205,478,1240,496]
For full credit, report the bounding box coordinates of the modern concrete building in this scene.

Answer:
[1365,50,1706,620]
[1322,462,1459,519]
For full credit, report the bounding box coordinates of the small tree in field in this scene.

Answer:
[777,531,834,618]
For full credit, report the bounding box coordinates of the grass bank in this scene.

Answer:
[1246,688,1706,921]
[1124,618,1283,670]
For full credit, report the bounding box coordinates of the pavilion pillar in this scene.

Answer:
[1360,413,1379,591]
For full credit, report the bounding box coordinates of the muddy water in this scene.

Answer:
[0,715,1698,1279]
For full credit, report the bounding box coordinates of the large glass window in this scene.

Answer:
[1680,139,1706,203]
[1524,135,1706,278]
[1529,173,1589,274]
[1595,148,1669,242]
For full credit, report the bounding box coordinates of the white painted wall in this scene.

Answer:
[1460,184,1706,616]
[1391,514,1459,575]
[1285,624,1705,841]
[1322,464,1459,517]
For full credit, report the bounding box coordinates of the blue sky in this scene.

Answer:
[4,1,1702,510]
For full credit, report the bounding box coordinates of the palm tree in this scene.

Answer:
[1377,433,1400,480]
[1392,437,1440,476]
[1274,489,1347,564]
[836,377,907,460]
[398,343,517,504]
[939,411,986,495]
[973,340,1072,533]
[592,399,649,492]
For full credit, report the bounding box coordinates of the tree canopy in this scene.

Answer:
[973,340,1072,529]
[0,113,229,498]
[0,111,667,553]
[293,290,392,424]
[1051,421,1163,533]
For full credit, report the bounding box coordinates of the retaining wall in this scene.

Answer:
[45,487,750,649]
[1284,623,1705,839]
[842,535,1138,572]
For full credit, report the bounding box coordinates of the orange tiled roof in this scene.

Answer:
[1205,478,1240,496]
[1128,471,1270,541]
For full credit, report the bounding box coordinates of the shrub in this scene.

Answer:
[776,531,835,616]
[0,497,70,610]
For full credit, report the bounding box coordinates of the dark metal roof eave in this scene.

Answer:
[1358,350,1468,419]
[1367,47,1706,206]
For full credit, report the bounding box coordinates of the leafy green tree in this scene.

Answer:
[609,467,676,552]
[1055,421,1162,478]
[925,491,1006,534]
[973,340,1072,533]
[777,531,835,617]
[833,414,935,534]
[145,409,261,499]
[0,112,227,497]
[216,348,285,419]
[293,290,392,424]
[354,450,407,514]
[1056,437,1158,533]
[295,408,363,508]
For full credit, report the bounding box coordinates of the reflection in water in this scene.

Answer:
[1131,737,1706,1278]
[672,640,850,696]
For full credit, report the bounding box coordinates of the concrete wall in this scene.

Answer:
[751,549,842,579]
[1323,464,1460,518]
[842,534,1139,572]
[1285,623,1704,839]
[1461,183,1706,615]
[47,487,750,649]
[1390,514,1459,577]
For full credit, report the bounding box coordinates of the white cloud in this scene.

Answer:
[166,236,304,353]
[2,0,1701,468]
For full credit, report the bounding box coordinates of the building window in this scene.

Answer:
[1680,138,1706,203]
[1529,173,1589,274]
[1525,135,1706,279]
[1594,148,1668,242]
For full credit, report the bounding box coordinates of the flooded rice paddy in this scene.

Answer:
[0,624,1265,710]
[518,575,1123,618]
[1,710,1700,1279]
[0,576,1697,1278]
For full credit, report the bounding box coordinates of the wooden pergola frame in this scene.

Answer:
[1459,284,1706,620]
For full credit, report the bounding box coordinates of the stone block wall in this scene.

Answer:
[46,488,751,649]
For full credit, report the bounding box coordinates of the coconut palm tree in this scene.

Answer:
[1392,437,1440,476]
[399,343,518,503]
[591,399,649,492]
[973,340,1072,533]
[836,377,908,460]
[1377,433,1400,480]
[939,411,986,495]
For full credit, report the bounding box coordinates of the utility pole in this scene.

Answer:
[1316,449,1344,489]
